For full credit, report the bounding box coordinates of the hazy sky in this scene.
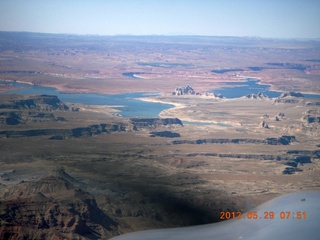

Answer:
[0,0,319,38]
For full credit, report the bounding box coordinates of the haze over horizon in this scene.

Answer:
[1,0,320,39]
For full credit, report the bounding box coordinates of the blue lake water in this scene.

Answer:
[212,78,320,99]
[0,82,174,118]
[1,78,319,118]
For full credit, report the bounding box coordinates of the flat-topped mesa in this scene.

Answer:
[0,123,128,139]
[172,135,297,145]
[130,117,183,129]
[279,91,304,98]
[0,95,69,111]
[273,91,305,104]
[244,92,269,100]
[172,85,199,95]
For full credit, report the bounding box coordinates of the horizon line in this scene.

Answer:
[1,30,320,41]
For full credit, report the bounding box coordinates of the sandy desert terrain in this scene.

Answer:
[0,32,319,239]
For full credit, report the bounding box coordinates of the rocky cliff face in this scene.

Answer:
[0,111,66,125]
[0,112,22,125]
[0,169,120,239]
[150,131,181,138]
[0,119,184,138]
[171,86,223,98]
[0,95,69,111]
[130,118,183,129]
[172,136,296,145]
[245,92,269,100]
[0,95,69,126]
[172,85,198,95]
[273,91,305,104]
[279,92,304,98]
[0,123,128,139]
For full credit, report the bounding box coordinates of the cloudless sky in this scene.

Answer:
[0,0,319,38]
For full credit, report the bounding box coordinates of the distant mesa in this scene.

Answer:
[0,95,69,126]
[172,135,297,146]
[0,94,69,111]
[279,92,304,98]
[211,68,244,74]
[274,92,305,104]
[295,156,312,164]
[130,118,183,129]
[266,62,308,71]
[137,62,193,69]
[302,115,320,124]
[248,66,264,71]
[285,161,298,168]
[244,92,269,100]
[283,167,303,174]
[0,117,184,139]
[150,131,181,138]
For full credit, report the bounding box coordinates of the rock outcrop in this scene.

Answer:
[186,152,284,161]
[172,85,198,95]
[150,131,181,138]
[0,123,127,139]
[259,120,269,128]
[172,136,296,145]
[0,169,119,239]
[0,111,66,125]
[171,86,223,98]
[0,112,22,125]
[0,118,184,138]
[0,95,69,126]
[302,115,320,124]
[279,92,304,98]
[130,118,183,129]
[286,150,320,159]
[273,92,304,104]
[0,95,69,111]
[282,167,303,174]
[203,92,223,98]
[245,92,269,100]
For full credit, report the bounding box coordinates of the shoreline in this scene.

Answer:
[136,96,236,126]
[1,78,319,98]
[135,97,186,109]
